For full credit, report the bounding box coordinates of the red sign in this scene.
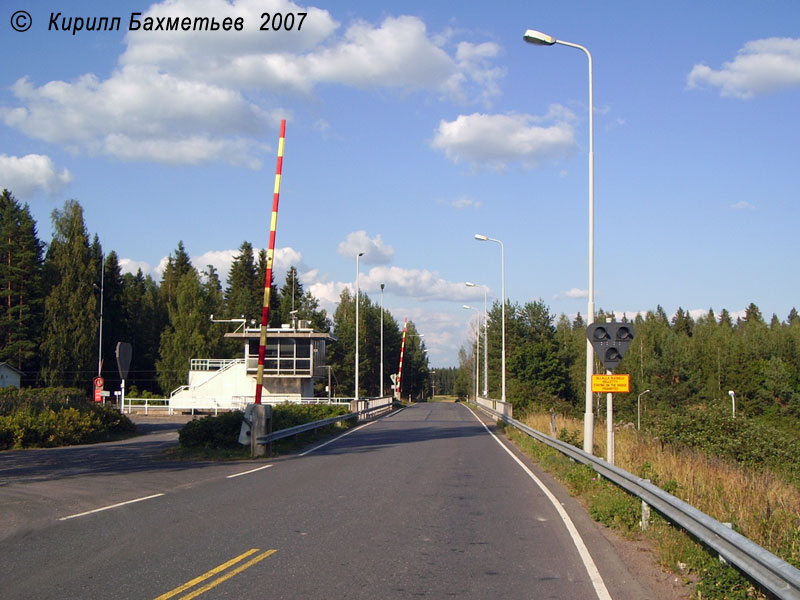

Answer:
[93,377,104,402]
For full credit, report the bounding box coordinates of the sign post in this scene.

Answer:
[93,376,105,403]
[586,322,635,464]
[115,342,132,414]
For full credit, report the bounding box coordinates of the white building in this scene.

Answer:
[168,323,336,413]
[0,362,23,389]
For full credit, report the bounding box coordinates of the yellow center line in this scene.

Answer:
[154,548,264,600]
[178,549,277,600]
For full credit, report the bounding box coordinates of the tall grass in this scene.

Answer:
[520,411,800,575]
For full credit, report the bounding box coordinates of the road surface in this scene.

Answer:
[0,402,666,599]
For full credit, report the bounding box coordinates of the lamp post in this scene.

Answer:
[463,305,480,403]
[523,29,596,455]
[474,234,505,403]
[354,252,364,400]
[380,283,385,397]
[466,281,489,398]
[637,389,650,430]
[728,390,735,419]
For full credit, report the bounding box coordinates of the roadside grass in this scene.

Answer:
[501,412,800,599]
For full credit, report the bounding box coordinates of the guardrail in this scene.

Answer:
[256,398,395,446]
[476,404,800,600]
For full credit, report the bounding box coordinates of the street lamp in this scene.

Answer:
[380,283,385,397]
[524,29,596,455]
[728,390,735,419]
[463,305,481,403]
[355,252,364,400]
[637,389,650,430]
[474,234,506,404]
[466,281,489,398]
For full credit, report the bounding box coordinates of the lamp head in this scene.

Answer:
[380,283,385,291]
[523,29,557,46]
[474,234,488,241]
[465,281,476,287]
[462,305,472,310]
[728,390,735,397]
[357,252,364,257]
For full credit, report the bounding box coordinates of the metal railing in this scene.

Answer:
[476,404,800,600]
[256,398,395,445]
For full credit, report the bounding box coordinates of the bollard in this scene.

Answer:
[251,404,272,458]
[640,479,651,531]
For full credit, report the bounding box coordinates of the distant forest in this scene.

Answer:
[0,190,431,400]
[449,298,800,425]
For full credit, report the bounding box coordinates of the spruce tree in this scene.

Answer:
[225,241,259,321]
[0,189,44,379]
[40,200,98,387]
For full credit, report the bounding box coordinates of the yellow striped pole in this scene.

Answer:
[395,318,408,401]
[255,119,286,404]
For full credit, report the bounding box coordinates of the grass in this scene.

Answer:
[505,411,800,598]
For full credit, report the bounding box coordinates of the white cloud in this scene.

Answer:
[731,200,755,210]
[337,230,394,264]
[361,265,477,302]
[2,1,505,166]
[0,153,72,196]
[449,196,481,210]
[431,107,576,169]
[119,258,153,276]
[554,287,588,300]
[687,37,800,98]
[1,69,273,167]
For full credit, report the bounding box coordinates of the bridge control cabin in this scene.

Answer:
[168,321,335,412]
[225,322,334,398]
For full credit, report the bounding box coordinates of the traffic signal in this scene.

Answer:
[586,322,635,371]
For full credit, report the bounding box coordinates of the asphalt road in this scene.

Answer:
[0,403,662,599]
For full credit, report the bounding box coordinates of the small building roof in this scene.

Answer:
[0,362,24,376]
[224,327,335,341]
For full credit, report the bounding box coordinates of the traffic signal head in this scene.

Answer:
[586,322,635,371]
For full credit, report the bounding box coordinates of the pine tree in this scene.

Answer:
[40,200,98,387]
[0,189,44,378]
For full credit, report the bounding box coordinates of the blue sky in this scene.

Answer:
[2,0,799,367]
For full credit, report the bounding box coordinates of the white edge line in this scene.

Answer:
[464,405,612,600]
[59,493,165,521]
[226,464,273,479]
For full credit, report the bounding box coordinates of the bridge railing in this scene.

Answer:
[255,397,395,445]
[476,403,800,600]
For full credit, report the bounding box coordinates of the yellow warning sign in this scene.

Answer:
[591,374,631,393]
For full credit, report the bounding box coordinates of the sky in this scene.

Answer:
[1,0,799,367]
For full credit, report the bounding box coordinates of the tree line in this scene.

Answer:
[0,190,430,399]
[456,298,800,425]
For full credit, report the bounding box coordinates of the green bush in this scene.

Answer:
[177,404,352,450]
[652,406,800,485]
[179,411,244,449]
[0,388,134,450]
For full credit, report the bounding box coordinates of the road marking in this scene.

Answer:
[58,493,165,521]
[226,464,273,479]
[155,548,277,600]
[464,405,612,600]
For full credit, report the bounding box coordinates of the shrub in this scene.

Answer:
[177,404,352,450]
[179,411,244,449]
[0,388,134,449]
